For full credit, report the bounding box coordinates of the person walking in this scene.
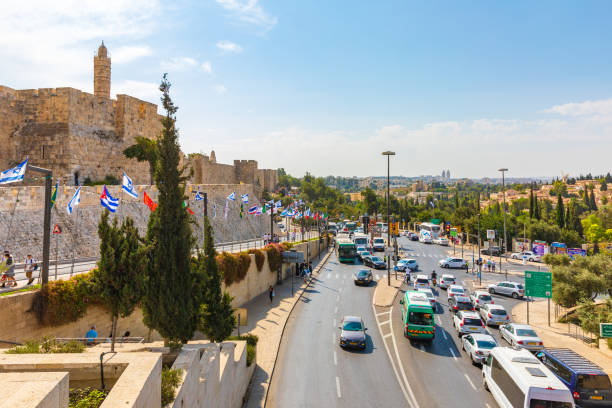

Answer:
[1,251,17,288]
[24,254,38,285]
[268,285,274,303]
[491,259,496,273]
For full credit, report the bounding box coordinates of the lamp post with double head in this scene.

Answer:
[382,151,395,286]
[498,168,508,274]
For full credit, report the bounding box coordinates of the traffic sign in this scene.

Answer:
[431,219,440,225]
[487,230,496,239]
[450,230,458,238]
[600,323,612,338]
[52,224,62,234]
[524,271,552,298]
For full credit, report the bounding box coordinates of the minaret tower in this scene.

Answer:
[94,41,111,98]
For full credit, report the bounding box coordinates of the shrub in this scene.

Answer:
[237,252,251,281]
[228,334,258,366]
[161,368,182,406]
[5,338,86,354]
[217,251,251,286]
[265,244,283,272]
[280,242,293,251]
[253,250,265,272]
[69,387,108,408]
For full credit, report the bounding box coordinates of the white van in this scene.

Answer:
[483,347,574,408]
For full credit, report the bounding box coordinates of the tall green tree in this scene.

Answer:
[142,75,199,343]
[123,136,158,185]
[96,211,148,352]
[555,194,565,229]
[529,185,534,219]
[601,179,608,192]
[567,199,583,235]
[534,197,541,220]
[589,187,598,211]
[198,217,235,342]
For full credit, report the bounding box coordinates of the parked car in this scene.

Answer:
[364,255,386,269]
[338,316,367,350]
[372,237,386,252]
[413,274,431,290]
[536,348,612,407]
[469,291,494,310]
[433,237,449,246]
[453,311,487,336]
[447,285,466,302]
[395,258,418,272]
[479,303,510,326]
[438,257,467,269]
[417,288,436,308]
[439,274,456,290]
[481,246,502,256]
[511,251,541,262]
[353,269,373,286]
[499,323,544,351]
[461,333,497,365]
[408,232,419,241]
[488,281,525,299]
[449,295,474,313]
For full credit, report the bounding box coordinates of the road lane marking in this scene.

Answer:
[376,311,389,317]
[378,319,390,326]
[333,318,336,327]
[383,333,392,339]
[332,332,336,344]
[333,351,338,366]
[442,331,448,340]
[389,307,420,408]
[336,273,339,279]
[334,306,338,314]
[464,374,476,390]
[336,376,342,398]
[449,348,458,360]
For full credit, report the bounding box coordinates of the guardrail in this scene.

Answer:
[55,337,145,345]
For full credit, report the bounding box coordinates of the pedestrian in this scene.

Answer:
[491,260,496,272]
[1,251,17,288]
[268,285,274,303]
[85,325,98,345]
[404,269,411,283]
[487,259,491,272]
[24,254,38,285]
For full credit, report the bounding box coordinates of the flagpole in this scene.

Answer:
[70,204,81,278]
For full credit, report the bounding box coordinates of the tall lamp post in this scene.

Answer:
[382,151,395,286]
[498,168,508,274]
[477,213,482,285]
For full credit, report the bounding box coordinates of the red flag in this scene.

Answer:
[143,191,157,212]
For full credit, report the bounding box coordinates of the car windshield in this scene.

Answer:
[577,374,612,390]
[374,239,384,244]
[457,302,472,309]
[516,329,537,337]
[342,321,362,331]
[357,271,369,278]
[416,278,428,284]
[516,284,524,289]
[408,311,433,326]
[339,247,355,257]
[371,257,382,262]
[476,340,497,349]
[464,318,482,326]
[478,295,492,301]
[528,400,573,408]
[451,288,464,294]
[490,309,507,315]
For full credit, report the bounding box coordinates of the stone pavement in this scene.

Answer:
[373,274,404,307]
[243,248,334,408]
[512,299,612,376]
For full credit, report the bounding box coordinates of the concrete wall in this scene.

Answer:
[0,372,69,408]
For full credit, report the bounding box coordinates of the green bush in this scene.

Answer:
[228,334,258,366]
[161,368,182,406]
[265,244,283,272]
[253,249,265,271]
[217,251,251,286]
[5,338,85,354]
[69,387,108,408]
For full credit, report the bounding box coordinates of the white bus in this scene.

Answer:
[483,347,574,408]
[352,233,369,248]
[419,222,441,239]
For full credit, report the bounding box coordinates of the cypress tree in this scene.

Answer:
[555,194,565,228]
[198,216,235,342]
[590,187,597,211]
[454,193,459,209]
[583,189,590,208]
[529,185,534,219]
[142,74,199,343]
[534,197,541,220]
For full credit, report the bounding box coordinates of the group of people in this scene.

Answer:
[263,233,280,245]
[296,262,313,282]
[0,251,38,288]
[84,325,131,345]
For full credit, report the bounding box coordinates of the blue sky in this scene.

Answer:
[2,1,612,178]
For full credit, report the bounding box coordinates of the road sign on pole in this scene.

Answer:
[600,323,612,338]
[524,270,552,298]
[486,229,495,239]
[52,224,62,234]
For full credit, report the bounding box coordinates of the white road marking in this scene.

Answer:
[464,374,476,390]
[332,332,336,344]
[336,376,342,398]
[336,273,339,279]
[334,306,338,314]
[339,287,343,293]
[333,351,338,366]
[337,295,340,302]
[378,319,390,326]
[383,333,392,339]
[333,318,336,327]
[442,331,448,340]
[376,311,389,317]
[389,307,420,408]
[449,348,458,360]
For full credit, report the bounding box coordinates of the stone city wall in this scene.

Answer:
[0,183,274,262]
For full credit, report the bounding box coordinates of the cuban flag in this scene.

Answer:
[227,192,236,201]
[66,186,81,215]
[100,185,119,213]
[0,158,28,185]
[122,172,138,198]
[241,193,249,204]
[247,205,258,215]
[194,191,204,201]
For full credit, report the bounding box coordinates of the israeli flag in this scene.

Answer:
[281,209,288,217]
[121,172,138,198]
[66,186,81,215]
[0,158,28,185]
[213,202,217,218]
[100,185,120,213]
[241,193,249,204]
[195,191,204,201]
[227,192,236,201]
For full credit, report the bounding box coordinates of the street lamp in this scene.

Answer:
[382,151,395,286]
[498,168,508,274]
[477,213,482,285]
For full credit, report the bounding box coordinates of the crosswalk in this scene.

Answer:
[319,272,386,281]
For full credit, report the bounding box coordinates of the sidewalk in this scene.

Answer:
[243,247,334,408]
[373,274,404,307]
[512,300,612,376]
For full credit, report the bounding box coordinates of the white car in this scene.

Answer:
[417,288,436,308]
[488,281,525,299]
[413,274,430,290]
[372,237,386,252]
[453,311,487,337]
[461,333,497,365]
[499,323,544,351]
[438,257,467,269]
[479,303,510,326]
[447,285,466,303]
[439,274,456,290]
[469,291,494,310]
[510,251,541,262]
[433,237,449,246]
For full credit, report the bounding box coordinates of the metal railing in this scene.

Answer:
[55,337,145,345]
[566,323,595,345]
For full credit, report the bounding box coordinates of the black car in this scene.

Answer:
[364,255,386,269]
[354,269,373,286]
[481,246,503,256]
[408,232,419,241]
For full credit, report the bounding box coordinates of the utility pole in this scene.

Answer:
[382,151,395,286]
[498,168,508,275]
[477,213,482,286]
[28,165,52,287]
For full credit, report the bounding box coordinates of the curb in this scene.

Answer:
[261,246,334,407]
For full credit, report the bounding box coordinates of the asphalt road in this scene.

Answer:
[267,253,407,408]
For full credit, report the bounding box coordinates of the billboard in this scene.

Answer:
[532,240,548,256]
[567,248,586,259]
[486,230,496,239]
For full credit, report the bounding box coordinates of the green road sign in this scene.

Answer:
[450,230,458,237]
[431,219,440,225]
[601,323,612,338]
[524,270,552,298]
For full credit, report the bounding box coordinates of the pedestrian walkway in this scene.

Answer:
[512,299,612,376]
[243,248,334,408]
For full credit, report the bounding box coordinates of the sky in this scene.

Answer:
[2,0,612,179]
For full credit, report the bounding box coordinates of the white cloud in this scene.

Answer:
[213,84,227,94]
[161,57,198,71]
[112,45,153,64]
[216,41,243,53]
[113,80,160,104]
[215,0,277,30]
[543,98,612,117]
[201,61,212,73]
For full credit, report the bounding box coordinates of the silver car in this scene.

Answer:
[479,303,510,326]
[439,274,456,290]
[461,333,497,365]
[453,311,487,336]
[499,323,543,351]
[469,291,494,310]
[487,281,525,299]
[338,316,367,350]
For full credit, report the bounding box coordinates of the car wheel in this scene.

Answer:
[489,288,495,295]
[529,258,534,262]
[512,292,519,299]
[483,376,489,391]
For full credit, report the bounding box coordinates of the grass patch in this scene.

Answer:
[161,368,182,406]
[5,338,85,354]
[228,334,258,366]
[0,284,40,296]
[69,387,108,408]
[608,338,612,350]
